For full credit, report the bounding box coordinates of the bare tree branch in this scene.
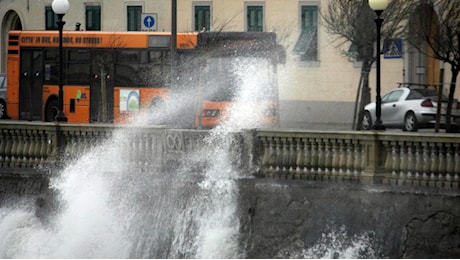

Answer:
[321,0,412,130]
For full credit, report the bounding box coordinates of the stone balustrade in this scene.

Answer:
[255,129,460,188]
[1,121,459,188]
[0,122,209,173]
[0,123,57,170]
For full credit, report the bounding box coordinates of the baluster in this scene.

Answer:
[10,130,20,167]
[30,130,40,166]
[39,132,48,163]
[383,141,393,173]
[317,138,324,174]
[267,137,276,174]
[295,137,304,174]
[261,137,271,174]
[331,141,340,174]
[407,143,415,183]
[0,129,6,166]
[145,134,152,169]
[135,133,142,168]
[23,130,30,167]
[338,141,346,174]
[414,143,422,185]
[63,131,72,159]
[421,143,430,185]
[141,133,148,168]
[324,139,332,175]
[288,137,296,174]
[392,143,400,183]
[4,130,13,167]
[274,137,282,172]
[430,143,439,186]
[303,138,311,173]
[346,141,353,176]
[437,144,446,186]
[280,137,289,174]
[454,145,460,176]
[454,144,460,188]
[310,140,318,174]
[353,142,362,175]
[399,141,408,175]
[73,131,81,158]
[140,133,147,169]
[361,143,366,174]
[445,144,453,187]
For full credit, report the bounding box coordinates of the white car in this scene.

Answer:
[362,85,460,132]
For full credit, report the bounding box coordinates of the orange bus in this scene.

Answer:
[194,32,284,128]
[6,30,283,127]
[6,30,196,123]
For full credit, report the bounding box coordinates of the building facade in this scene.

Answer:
[0,0,453,128]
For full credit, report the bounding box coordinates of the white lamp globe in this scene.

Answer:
[369,0,389,11]
[52,0,70,15]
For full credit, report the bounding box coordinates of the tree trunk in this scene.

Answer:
[355,61,372,130]
[445,68,459,133]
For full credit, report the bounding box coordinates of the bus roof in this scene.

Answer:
[8,30,198,49]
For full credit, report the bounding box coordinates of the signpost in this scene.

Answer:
[141,13,157,31]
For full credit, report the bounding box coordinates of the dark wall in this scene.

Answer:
[238,179,460,258]
[2,169,460,258]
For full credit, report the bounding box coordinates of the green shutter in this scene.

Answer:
[45,6,58,30]
[294,5,318,61]
[86,6,101,31]
[195,6,210,31]
[247,6,263,32]
[128,6,142,31]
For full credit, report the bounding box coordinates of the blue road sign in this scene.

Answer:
[143,15,155,28]
[384,38,403,59]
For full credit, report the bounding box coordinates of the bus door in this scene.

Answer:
[19,49,43,121]
[90,49,114,123]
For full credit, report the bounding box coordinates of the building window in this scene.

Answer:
[194,5,211,32]
[86,5,101,31]
[294,5,318,61]
[45,6,58,30]
[127,6,142,31]
[247,5,263,32]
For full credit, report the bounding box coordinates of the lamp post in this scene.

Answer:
[369,0,388,130]
[52,0,70,122]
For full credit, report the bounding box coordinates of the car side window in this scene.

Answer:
[0,76,5,89]
[382,90,403,103]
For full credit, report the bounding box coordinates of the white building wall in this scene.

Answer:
[0,0,455,127]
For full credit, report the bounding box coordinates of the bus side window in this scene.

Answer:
[68,50,91,85]
[45,64,51,81]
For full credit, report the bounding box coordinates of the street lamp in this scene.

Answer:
[52,0,70,122]
[369,0,389,130]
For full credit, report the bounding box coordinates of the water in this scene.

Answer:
[277,225,381,259]
[0,58,379,258]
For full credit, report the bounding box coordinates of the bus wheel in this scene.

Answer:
[0,100,7,119]
[45,100,59,122]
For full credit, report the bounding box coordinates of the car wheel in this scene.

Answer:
[403,111,418,132]
[362,111,373,130]
[45,99,59,122]
[0,100,6,119]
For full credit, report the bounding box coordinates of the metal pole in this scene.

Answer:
[56,14,68,122]
[373,11,385,130]
[171,0,177,89]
